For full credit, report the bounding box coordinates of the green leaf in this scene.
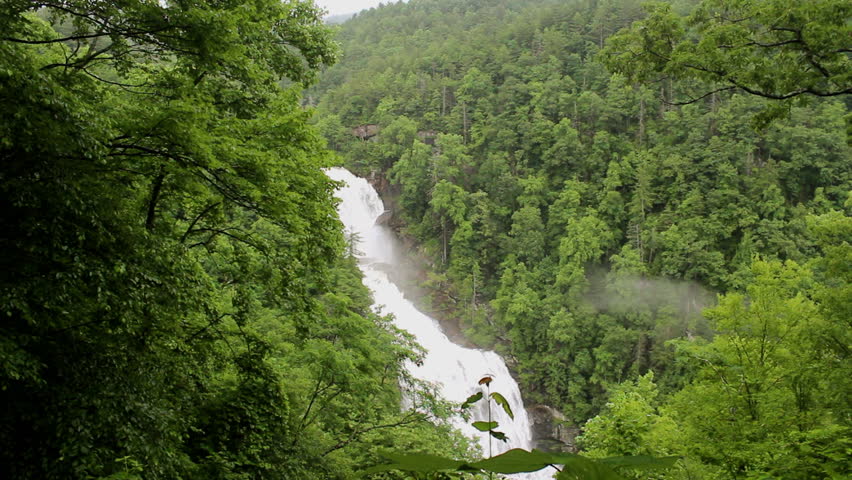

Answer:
[468,449,555,474]
[472,421,499,432]
[461,391,483,409]
[468,450,633,478]
[362,449,678,478]
[549,453,626,480]
[490,392,514,419]
[489,430,509,442]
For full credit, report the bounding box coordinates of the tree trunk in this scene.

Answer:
[442,84,447,117]
[637,92,646,145]
[146,169,166,231]
[462,101,468,143]
[472,267,477,311]
[442,217,448,265]
[709,91,719,137]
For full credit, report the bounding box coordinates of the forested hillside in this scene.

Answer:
[314,0,851,477]
[0,2,473,479]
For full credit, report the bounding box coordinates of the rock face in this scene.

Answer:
[351,124,380,140]
[374,209,393,225]
[417,129,438,145]
[367,169,391,195]
[527,405,580,453]
[367,171,406,230]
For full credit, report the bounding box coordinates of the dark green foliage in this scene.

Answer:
[0,2,473,479]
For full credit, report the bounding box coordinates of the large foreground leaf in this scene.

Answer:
[468,449,555,473]
[364,448,678,478]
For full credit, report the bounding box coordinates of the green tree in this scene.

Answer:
[430,179,469,265]
[390,140,434,224]
[602,0,852,103]
[661,257,850,478]
[579,372,662,458]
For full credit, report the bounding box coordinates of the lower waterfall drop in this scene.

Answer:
[328,168,554,480]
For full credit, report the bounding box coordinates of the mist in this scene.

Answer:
[586,269,718,339]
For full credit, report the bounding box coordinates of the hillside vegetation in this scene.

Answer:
[314,0,851,477]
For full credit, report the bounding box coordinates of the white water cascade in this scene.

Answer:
[328,168,553,480]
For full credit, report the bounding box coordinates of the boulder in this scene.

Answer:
[527,404,580,453]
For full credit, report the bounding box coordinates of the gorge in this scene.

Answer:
[329,167,554,479]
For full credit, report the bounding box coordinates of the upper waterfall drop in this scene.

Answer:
[327,168,554,479]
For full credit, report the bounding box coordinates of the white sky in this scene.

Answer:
[315,0,397,16]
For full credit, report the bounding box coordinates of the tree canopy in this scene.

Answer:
[0,1,475,479]
[601,0,852,102]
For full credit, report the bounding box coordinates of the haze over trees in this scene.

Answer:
[313,0,851,478]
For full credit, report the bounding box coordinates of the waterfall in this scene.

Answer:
[328,168,553,479]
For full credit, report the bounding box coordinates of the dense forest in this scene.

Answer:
[1,0,849,479]
[313,0,851,478]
